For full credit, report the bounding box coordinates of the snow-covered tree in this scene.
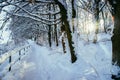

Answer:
[0,0,77,63]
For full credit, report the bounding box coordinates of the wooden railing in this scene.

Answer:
[0,45,31,78]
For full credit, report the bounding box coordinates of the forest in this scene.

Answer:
[0,0,120,80]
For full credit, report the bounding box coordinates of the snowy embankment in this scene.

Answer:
[2,38,118,80]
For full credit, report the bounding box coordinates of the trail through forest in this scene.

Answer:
[18,40,113,80]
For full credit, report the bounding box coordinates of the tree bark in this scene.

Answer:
[111,1,120,66]
[48,25,51,47]
[54,0,77,63]
[53,4,58,46]
[48,4,52,47]
[72,0,76,18]
[62,36,66,53]
[93,0,100,43]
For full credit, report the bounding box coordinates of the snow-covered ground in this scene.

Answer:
[2,37,118,80]
[0,2,119,80]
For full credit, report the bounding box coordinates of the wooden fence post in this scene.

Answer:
[9,56,11,71]
[19,50,21,60]
[24,48,26,55]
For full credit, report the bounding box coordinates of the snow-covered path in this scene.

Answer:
[18,40,110,80]
[2,40,114,80]
[21,42,97,80]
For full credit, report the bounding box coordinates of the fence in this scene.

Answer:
[0,45,31,78]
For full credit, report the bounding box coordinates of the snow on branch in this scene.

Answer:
[77,0,106,14]
[34,10,60,15]
[1,1,61,25]
[3,9,61,25]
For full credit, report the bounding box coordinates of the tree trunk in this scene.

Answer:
[101,11,107,33]
[72,0,76,33]
[53,4,58,46]
[62,36,66,53]
[93,0,100,43]
[48,25,51,47]
[111,1,120,66]
[54,0,77,63]
[63,15,77,63]
[48,4,52,47]
[72,0,76,18]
